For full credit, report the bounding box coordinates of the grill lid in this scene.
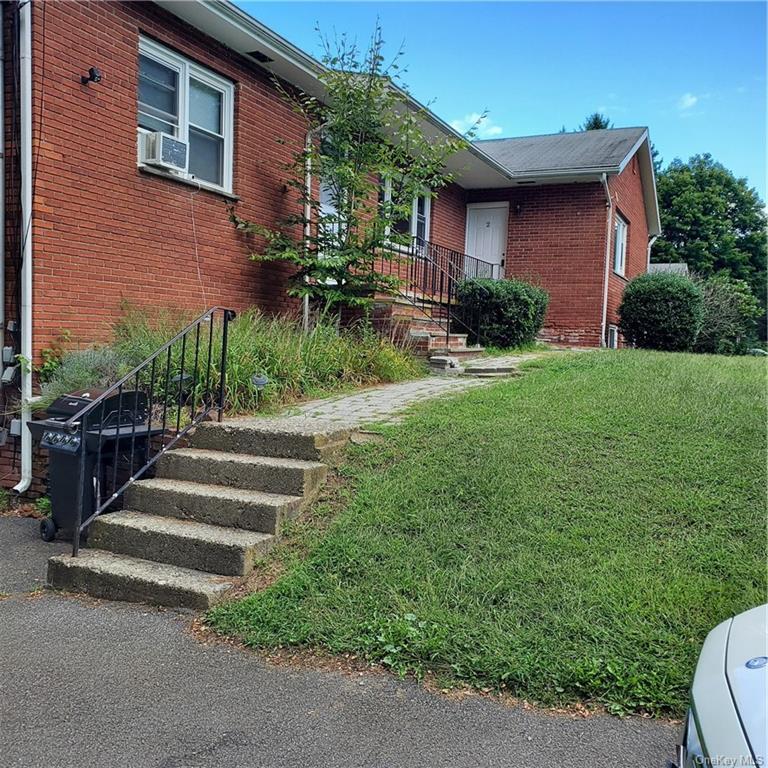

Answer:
[45,390,105,419]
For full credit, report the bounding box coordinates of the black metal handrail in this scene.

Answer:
[65,306,236,556]
[383,237,498,344]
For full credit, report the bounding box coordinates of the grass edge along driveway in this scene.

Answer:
[208,351,767,717]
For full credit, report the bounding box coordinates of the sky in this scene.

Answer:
[236,1,767,199]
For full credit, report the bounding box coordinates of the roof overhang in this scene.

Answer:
[479,131,661,236]
[155,1,660,234]
[155,0,515,189]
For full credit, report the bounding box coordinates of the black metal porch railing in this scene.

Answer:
[59,307,236,556]
[383,237,498,344]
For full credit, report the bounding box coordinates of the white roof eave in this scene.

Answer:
[156,0,661,232]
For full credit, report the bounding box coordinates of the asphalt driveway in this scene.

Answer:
[0,517,678,768]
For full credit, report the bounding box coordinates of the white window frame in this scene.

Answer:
[613,212,628,277]
[607,325,619,349]
[381,177,431,248]
[137,37,234,194]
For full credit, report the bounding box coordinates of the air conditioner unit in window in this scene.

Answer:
[140,131,188,173]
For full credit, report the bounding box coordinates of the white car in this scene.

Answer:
[677,604,767,767]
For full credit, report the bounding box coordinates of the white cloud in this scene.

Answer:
[450,112,504,139]
[677,93,699,110]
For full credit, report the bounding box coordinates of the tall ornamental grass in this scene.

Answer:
[40,307,425,414]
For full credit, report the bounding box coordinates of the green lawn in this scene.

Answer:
[208,351,767,716]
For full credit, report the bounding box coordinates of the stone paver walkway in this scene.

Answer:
[290,376,486,426]
[463,352,543,370]
[279,352,549,427]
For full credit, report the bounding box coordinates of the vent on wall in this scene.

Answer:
[248,50,274,63]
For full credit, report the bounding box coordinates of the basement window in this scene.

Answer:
[137,37,234,193]
[613,213,628,276]
[607,325,619,349]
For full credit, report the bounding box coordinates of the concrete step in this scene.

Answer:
[192,419,350,462]
[47,549,236,610]
[89,510,275,576]
[156,448,327,497]
[463,360,526,376]
[410,332,469,351]
[461,370,519,379]
[463,365,519,375]
[428,347,485,362]
[125,478,302,535]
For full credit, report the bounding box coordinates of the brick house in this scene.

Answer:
[0,0,659,493]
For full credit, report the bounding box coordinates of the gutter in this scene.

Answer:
[14,0,33,494]
[599,173,613,348]
[511,165,621,182]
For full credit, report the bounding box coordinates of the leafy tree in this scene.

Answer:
[230,25,468,314]
[580,112,613,131]
[653,155,767,314]
[651,143,663,175]
[693,275,761,354]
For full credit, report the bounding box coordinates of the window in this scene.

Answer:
[138,37,234,193]
[380,177,431,245]
[607,325,619,349]
[613,213,628,276]
[318,179,344,255]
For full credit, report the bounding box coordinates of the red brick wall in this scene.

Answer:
[0,1,311,492]
[28,0,306,356]
[463,169,650,346]
[430,181,466,253]
[606,155,650,344]
[468,183,608,346]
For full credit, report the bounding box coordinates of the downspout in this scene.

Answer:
[0,2,5,373]
[599,172,612,348]
[646,234,658,270]
[302,130,312,332]
[14,0,33,494]
[302,122,328,332]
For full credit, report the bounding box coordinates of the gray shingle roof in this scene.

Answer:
[475,127,648,175]
[648,262,690,275]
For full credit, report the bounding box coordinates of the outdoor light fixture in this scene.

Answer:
[81,67,102,85]
[251,374,269,408]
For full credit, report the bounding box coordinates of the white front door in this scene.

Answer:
[465,202,509,279]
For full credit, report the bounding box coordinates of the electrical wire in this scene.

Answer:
[189,182,208,309]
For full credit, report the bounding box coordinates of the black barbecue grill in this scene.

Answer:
[28,389,163,541]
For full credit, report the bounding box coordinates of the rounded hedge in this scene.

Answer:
[455,278,549,348]
[619,273,703,351]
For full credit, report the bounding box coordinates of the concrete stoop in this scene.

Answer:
[430,356,530,379]
[46,419,350,610]
[409,330,486,370]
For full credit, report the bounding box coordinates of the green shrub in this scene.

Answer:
[39,347,130,408]
[693,275,761,355]
[454,278,549,347]
[34,496,52,517]
[619,273,703,351]
[44,307,425,416]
